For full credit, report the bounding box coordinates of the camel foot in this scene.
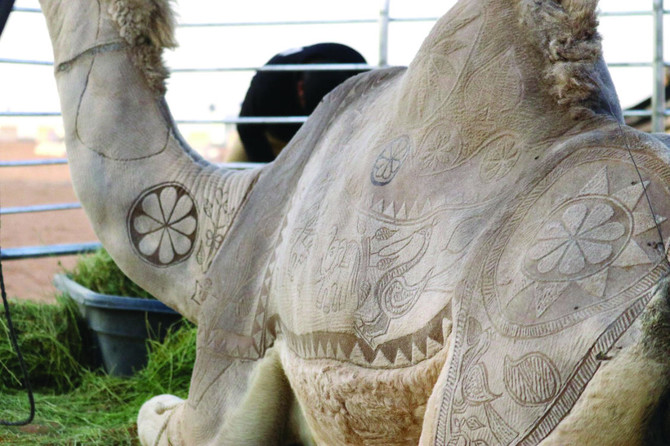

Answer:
[138,394,184,446]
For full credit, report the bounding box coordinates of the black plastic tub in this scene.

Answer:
[53,274,182,376]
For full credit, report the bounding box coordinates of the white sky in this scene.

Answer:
[0,0,667,140]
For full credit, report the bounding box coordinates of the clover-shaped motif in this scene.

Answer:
[527,201,626,277]
[371,136,411,186]
[129,184,198,266]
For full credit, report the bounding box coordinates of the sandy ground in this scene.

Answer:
[1,140,96,303]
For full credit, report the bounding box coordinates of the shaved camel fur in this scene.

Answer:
[40,0,670,444]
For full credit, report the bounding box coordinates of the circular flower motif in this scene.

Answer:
[525,199,629,280]
[418,125,463,172]
[128,184,198,266]
[479,134,520,182]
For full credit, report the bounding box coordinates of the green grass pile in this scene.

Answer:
[0,299,196,445]
[0,296,84,393]
[0,249,196,444]
[68,248,155,299]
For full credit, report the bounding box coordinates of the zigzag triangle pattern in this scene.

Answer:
[280,306,450,369]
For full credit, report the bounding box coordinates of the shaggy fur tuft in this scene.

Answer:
[282,345,449,445]
[640,276,670,445]
[646,388,670,446]
[640,276,670,360]
[517,0,602,118]
[107,0,176,94]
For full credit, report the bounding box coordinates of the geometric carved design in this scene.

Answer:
[486,156,669,337]
[436,146,670,445]
[190,279,212,305]
[284,305,449,369]
[128,182,198,267]
[195,186,240,273]
[449,317,519,446]
[400,5,482,124]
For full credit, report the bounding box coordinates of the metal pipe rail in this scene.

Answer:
[5,57,670,70]
[5,56,670,72]
[0,162,262,216]
[0,203,81,216]
[2,109,659,120]
[0,159,67,167]
[0,59,377,71]
[654,0,666,132]
[1,243,102,261]
[12,6,670,18]
[0,160,263,170]
[0,112,310,124]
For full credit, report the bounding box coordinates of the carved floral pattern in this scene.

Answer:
[129,183,198,266]
[440,154,670,445]
[527,201,626,277]
[479,135,520,183]
[355,223,435,347]
[418,125,463,172]
[196,187,235,272]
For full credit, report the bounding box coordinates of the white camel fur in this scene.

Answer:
[39,0,670,444]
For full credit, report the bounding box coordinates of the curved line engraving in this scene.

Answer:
[435,146,670,445]
[504,352,560,407]
[75,52,170,161]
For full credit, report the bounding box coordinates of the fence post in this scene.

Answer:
[379,0,390,67]
[653,0,665,133]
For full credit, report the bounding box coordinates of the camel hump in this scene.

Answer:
[396,0,613,145]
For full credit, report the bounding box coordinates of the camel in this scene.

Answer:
[39,0,670,444]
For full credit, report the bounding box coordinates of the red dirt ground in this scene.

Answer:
[1,140,96,303]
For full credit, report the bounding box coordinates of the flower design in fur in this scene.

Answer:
[130,184,198,266]
[527,201,625,276]
[509,167,667,319]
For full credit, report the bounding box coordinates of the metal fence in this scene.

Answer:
[1,0,669,261]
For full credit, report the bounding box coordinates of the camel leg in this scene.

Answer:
[137,343,314,445]
[539,281,670,446]
[535,346,669,446]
